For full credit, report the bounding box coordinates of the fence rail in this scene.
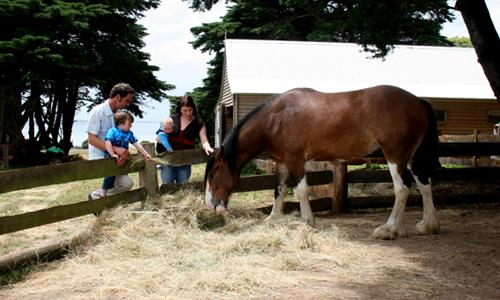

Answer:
[0,141,499,273]
[1,142,500,235]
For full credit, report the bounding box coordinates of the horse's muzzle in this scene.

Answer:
[204,181,227,214]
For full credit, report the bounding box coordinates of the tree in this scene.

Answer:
[0,0,173,161]
[448,36,472,47]
[185,0,454,141]
[455,0,500,101]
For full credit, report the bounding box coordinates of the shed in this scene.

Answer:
[216,39,498,146]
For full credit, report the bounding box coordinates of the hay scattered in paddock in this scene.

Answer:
[1,191,498,299]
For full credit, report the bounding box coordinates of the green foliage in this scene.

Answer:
[240,161,265,176]
[0,0,173,156]
[448,36,473,47]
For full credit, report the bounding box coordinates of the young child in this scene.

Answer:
[101,111,152,195]
[155,117,174,154]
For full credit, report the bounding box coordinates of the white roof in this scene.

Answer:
[224,39,495,99]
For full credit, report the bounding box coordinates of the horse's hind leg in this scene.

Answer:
[266,163,288,220]
[295,175,316,227]
[412,175,440,235]
[371,162,409,240]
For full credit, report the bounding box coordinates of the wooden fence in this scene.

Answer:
[0,144,12,169]
[1,142,500,273]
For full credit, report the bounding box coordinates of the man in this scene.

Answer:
[87,82,135,200]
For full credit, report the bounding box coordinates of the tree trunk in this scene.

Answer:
[0,75,36,163]
[455,0,500,102]
[51,78,67,147]
[61,80,80,153]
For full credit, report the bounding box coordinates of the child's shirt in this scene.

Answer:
[105,126,138,151]
[156,127,173,153]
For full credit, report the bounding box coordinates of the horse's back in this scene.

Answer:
[266,85,430,161]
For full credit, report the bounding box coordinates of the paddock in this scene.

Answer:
[0,187,499,299]
[0,144,499,299]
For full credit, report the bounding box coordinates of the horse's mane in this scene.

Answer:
[205,96,277,182]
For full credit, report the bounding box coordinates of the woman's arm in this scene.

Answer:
[199,125,214,155]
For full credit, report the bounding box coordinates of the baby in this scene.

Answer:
[156,117,174,154]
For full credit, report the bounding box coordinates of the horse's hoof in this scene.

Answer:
[303,218,316,228]
[264,214,281,223]
[416,220,440,235]
[371,224,406,240]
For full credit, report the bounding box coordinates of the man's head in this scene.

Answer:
[114,111,134,132]
[109,83,135,111]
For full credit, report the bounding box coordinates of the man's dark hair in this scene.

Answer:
[110,83,135,98]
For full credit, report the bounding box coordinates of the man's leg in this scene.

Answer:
[102,176,116,192]
[106,175,134,196]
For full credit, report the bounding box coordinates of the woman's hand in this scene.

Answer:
[202,141,214,155]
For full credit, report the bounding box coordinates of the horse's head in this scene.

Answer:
[204,147,239,214]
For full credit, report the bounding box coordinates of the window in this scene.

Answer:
[435,110,447,123]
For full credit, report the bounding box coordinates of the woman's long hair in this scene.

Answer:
[175,95,198,116]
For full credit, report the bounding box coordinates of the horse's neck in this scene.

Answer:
[235,121,266,170]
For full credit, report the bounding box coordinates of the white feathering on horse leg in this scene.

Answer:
[267,183,286,221]
[371,162,408,239]
[267,164,288,220]
[414,177,440,235]
[296,176,315,227]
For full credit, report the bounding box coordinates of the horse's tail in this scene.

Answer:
[411,99,440,184]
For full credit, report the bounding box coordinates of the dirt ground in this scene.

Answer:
[0,200,498,299]
[307,203,500,299]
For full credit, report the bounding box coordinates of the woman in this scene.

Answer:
[157,95,213,184]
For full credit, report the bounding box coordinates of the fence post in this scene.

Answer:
[472,129,478,167]
[0,144,9,168]
[331,161,348,213]
[139,143,159,208]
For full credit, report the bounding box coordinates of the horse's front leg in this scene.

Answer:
[295,175,316,227]
[371,162,408,239]
[266,163,288,220]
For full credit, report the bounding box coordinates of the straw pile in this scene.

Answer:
[1,190,496,299]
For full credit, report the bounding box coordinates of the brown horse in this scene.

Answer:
[205,85,440,239]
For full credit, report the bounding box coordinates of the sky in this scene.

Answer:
[75,0,500,122]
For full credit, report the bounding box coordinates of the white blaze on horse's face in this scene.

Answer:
[205,179,214,210]
[205,177,228,214]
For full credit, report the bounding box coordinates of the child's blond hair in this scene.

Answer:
[162,117,173,129]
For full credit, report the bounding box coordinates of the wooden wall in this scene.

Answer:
[236,94,273,121]
[429,98,500,135]
[218,93,499,141]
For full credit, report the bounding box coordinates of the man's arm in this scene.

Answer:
[88,133,106,151]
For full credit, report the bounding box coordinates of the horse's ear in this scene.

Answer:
[219,145,224,158]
